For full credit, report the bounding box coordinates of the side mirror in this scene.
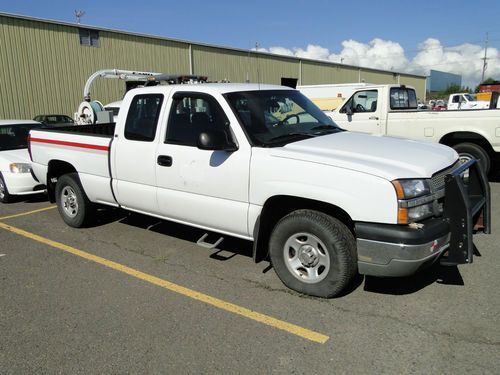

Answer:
[345,106,353,116]
[197,129,238,152]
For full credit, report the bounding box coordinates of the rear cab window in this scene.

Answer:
[389,87,417,110]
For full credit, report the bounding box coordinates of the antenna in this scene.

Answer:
[74,10,85,24]
[481,32,489,83]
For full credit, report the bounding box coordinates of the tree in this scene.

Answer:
[475,77,499,93]
[443,84,466,96]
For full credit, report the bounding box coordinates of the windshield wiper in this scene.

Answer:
[266,132,316,145]
[310,125,342,134]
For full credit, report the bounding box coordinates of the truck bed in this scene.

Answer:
[30,123,116,206]
[40,123,115,137]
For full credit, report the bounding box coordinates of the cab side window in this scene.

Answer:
[166,93,230,147]
[124,94,164,142]
[341,90,378,113]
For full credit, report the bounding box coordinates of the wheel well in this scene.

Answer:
[439,132,494,155]
[253,195,354,263]
[46,160,77,202]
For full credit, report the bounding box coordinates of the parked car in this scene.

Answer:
[33,114,75,127]
[0,120,46,202]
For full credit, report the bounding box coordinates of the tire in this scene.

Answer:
[269,209,357,298]
[453,143,490,175]
[0,173,12,203]
[55,173,94,228]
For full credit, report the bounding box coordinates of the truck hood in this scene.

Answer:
[272,132,457,180]
[0,148,31,171]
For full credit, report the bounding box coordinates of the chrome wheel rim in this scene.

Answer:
[458,153,473,180]
[283,232,330,284]
[61,186,78,218]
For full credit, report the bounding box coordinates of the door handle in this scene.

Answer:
[157,155,173,167]
[369,116,379,120]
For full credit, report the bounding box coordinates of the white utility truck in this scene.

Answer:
[74,69,207,125]
[29,83,490,297]
[326,84,500,174]
[447,93,490,110]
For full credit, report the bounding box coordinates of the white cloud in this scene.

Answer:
[256,38,499,88]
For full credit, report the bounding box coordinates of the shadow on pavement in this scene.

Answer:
[363,263,464,295]
[118,211,253,258]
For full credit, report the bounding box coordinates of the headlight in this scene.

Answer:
[392,179,433,224]
[9,163,32,173]
[408,203,433,222]
[392,179,430,199]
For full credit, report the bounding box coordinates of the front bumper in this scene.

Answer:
[356,219,451,277]
[1,171,45,196]
[355,159,490,277]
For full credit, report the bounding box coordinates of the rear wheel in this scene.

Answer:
[55,173,94,227]
[453,143,490,175]
[269,209,357,298]
[0,173,12,203]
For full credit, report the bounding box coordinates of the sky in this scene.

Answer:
[1,0,500,88]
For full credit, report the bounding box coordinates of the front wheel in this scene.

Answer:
[453,143,490,175]
[0,173,12,203]
[55,173,94,228]
[269,209,357,298]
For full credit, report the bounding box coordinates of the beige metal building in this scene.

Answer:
[0,12,426,119]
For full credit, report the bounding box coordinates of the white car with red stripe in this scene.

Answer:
[28,84,490,298]
[0,120,46,203]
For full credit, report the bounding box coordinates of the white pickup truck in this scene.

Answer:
[447,93,490,110]
[29,83,490,297]
[326,84,500,174]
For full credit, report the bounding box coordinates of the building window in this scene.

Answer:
[79,28,100,47]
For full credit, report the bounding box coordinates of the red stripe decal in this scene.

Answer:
[30,137,109,151]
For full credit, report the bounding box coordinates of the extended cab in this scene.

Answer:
[326,84,500,174]
[29,84,490,297]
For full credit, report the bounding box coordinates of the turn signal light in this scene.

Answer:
[397,208,408,224]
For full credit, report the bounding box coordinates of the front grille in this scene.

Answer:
[430,160,461,192]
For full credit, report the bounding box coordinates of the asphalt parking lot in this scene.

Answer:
[1,180,499,374]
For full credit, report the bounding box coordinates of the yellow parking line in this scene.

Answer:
[0,222,329,344]
[0,205,56,221]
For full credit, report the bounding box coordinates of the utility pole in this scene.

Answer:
[481,32,489,83]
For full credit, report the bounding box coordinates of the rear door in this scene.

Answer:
[155,91,251,237]
[112,93,164,214]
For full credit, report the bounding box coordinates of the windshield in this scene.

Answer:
[224,90,341,146]
[0,124,42,151]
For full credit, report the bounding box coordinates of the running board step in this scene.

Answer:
[196,233,224,249]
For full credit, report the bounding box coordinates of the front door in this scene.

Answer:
[155,91,251,237]
[336,89,381,134]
